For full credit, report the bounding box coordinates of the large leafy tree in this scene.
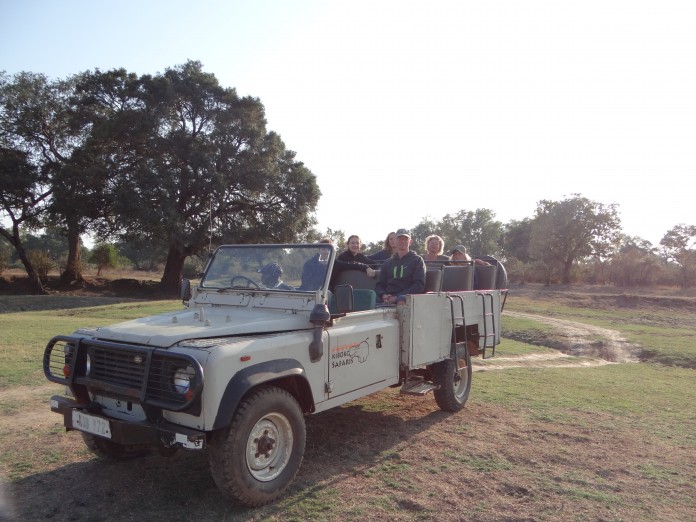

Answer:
[100,61,320,294]
[0,72,72,293]
[503,218,534,263]
[0,71,95,288]
[0,147,51,293]
[529,194,621,284]
[660,224,696,288]
[438,209,504,258]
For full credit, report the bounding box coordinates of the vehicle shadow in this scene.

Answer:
[6,394,456,521]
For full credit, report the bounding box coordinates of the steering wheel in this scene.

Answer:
[230,275,261,289]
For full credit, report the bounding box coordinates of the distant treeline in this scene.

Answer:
[1,64,695,293]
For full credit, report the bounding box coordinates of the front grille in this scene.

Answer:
[44,336,203,412]
[90,346,147,388]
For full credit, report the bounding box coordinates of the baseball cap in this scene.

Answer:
[395,228,411,239]
[451,245,467,255]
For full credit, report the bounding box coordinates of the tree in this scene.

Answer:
[610,236,660,287]
[503,218,534,263]
[0,71,91,289]
[102,61,320,295]
[529,194,621,285]
[89,243,121,276]
[438,209,504,258]
[0,147,51,294]
[660,224,696,288]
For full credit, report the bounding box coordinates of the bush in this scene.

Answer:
[89,243,121,276]
[27,250,57,281]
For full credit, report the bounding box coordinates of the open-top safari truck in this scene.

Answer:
[43,243,507,506]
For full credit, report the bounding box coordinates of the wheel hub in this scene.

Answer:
[254,430,276,458]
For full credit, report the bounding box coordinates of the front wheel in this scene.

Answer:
[432,351,472,412]
[209,386,306,507]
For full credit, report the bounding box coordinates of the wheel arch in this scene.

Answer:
[212,358,314,430]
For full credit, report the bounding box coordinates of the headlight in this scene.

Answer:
[173,366,195,395]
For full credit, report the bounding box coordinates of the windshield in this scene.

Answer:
[200,244,335,292]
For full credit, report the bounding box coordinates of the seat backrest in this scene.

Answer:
[332,284,353,313]
[333,269,376,290]
[441,265,474,291]
[353,289,377,311]
[424,269,442,293]
[474,264,498,290]
[475,256,508,289]
[330,285,375,313]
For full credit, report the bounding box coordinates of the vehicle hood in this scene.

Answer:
[91,306,312,347]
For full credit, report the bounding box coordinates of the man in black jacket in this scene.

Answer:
[375,228,426,304]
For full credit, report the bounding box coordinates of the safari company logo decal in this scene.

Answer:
[331,338,370,368]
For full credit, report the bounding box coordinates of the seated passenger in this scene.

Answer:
[298,239,332,291]
[331,235,376,290]
[367,231,397,262]
[258,263,293,290]
[374,229,426,305]
[421,234,450,267]
[450,245,490,266]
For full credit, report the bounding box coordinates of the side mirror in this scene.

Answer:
[180,278,192,302]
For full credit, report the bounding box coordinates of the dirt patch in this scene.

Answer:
[504,311,642,364]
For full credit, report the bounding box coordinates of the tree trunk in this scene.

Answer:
[160,243,187,296]
[561,259,573,285]
[61,222,83,284]
[0,224,46,295]
[17,242,46,295]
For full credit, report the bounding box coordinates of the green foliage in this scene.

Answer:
[530,194,622,284]
[660,224,696,288]
[88,243,121,275]
[412,209,504,258]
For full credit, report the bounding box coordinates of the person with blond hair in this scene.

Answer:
[422,234,450,267]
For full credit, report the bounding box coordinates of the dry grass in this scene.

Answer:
[1,284,695,521]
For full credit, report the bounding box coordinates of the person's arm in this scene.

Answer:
[334,258,369,273]
[374,261,389,300]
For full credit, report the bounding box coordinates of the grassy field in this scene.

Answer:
[1,289,695,521]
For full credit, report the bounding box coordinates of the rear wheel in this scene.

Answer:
[209,386,306,507]
[432,351,472,412]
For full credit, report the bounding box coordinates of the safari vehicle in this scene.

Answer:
[43,243,507,507]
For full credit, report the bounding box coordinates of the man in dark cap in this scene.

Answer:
[258,263,293,290]
[374,228,426,304]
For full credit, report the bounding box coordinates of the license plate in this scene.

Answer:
[72,410,112,439]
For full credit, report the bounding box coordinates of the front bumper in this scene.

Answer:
[50,395,206,450]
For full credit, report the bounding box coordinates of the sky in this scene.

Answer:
[2,0,694,247]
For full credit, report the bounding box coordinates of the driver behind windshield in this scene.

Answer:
[258,263,294,290]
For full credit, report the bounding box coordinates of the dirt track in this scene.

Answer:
[502,311,642,364]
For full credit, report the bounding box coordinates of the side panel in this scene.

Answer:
[402,291,503,367]
[324,310,400,401]
[401,294,452,367]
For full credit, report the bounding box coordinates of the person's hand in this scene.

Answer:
[366,267,376,278]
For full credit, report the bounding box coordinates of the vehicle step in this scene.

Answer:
[400,379,440,396]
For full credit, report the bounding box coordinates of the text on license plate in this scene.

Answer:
[72,410,112,439]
